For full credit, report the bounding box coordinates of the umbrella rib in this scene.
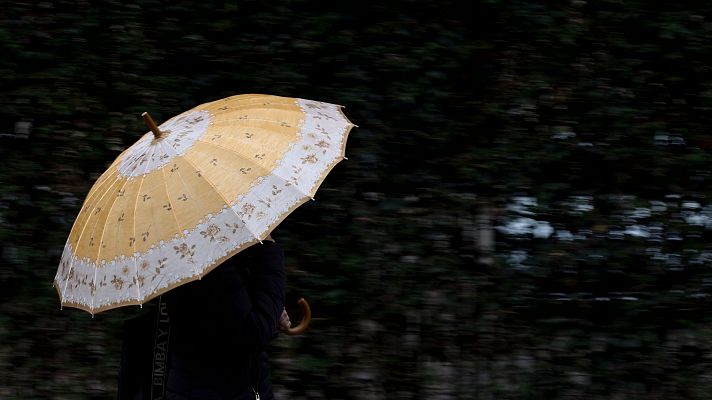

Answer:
[90,167,137,307]
[195,139,310,198]
[158,140,264,242]
[202,96,302,112]
[202,143,306,196]
[194,138,271,173]
[158,143,185,239]
[127,143,160,307]
[138,139,179,294]
[206,100,304,120]
[208,102,304,116]
[133,140,182,294]
[93,147,151,271]
[61,172,123,308]
[116,137,152,176]
[210,117,300,126]
[61,148,146,310]
[62,152,139,302]
[207,120,302,146]
[199,124,350,199]
[59,172,107,284]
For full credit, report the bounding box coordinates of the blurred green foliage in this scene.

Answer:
[3,0,712,399]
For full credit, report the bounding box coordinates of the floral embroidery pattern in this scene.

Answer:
[152,257,168,280]
[301,154,318,164]
[200,224,228,243]
[174,242,196,261]
[225,222,241,234]
[59,259,69,276]
[290,165,303,185]
[111,275,124,290]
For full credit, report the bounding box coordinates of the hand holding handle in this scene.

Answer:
[284,298,311,336]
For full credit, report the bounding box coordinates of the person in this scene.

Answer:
[162,235,290,400]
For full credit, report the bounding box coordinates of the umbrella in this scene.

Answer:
[54,94,354,324]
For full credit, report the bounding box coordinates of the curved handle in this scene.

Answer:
[284,298,311,336]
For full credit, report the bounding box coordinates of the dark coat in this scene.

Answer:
[164,240,286,400]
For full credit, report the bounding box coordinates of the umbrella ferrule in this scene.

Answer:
[142,112,163,139]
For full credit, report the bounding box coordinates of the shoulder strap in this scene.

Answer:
[151,296,170,400]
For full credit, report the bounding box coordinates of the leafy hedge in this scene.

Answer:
[2,1,712,398]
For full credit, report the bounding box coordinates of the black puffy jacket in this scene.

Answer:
[163,240,286,400]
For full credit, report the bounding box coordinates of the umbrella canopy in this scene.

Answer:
[54,94,354,314]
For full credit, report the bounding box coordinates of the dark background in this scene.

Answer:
[3,0,712,398]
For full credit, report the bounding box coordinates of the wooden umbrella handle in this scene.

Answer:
[284,298,311,336]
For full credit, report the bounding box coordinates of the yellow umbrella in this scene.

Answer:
[54,94,355,317]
